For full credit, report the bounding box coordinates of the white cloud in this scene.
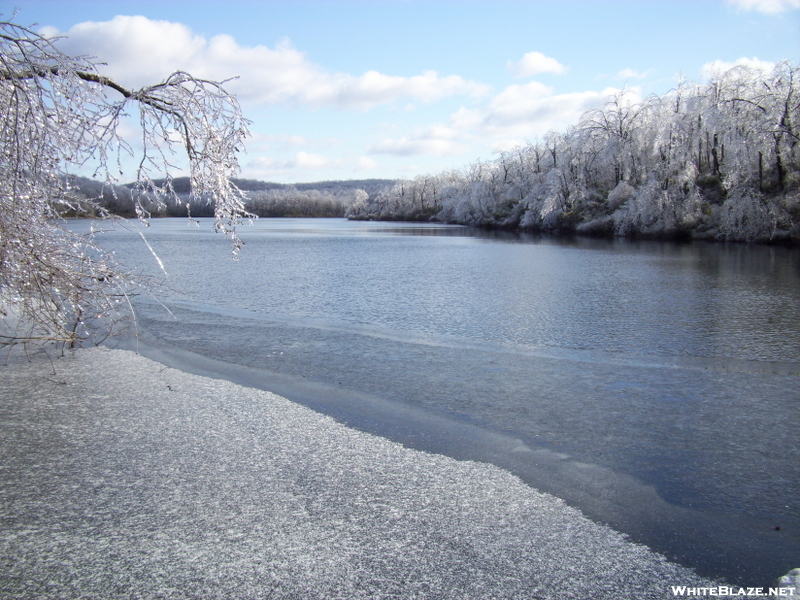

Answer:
[246,133,309,152]
[615,68,654,80]
[488,81,556,118]
[450,107,485,131]
[477,82,627,138]
[700,57,775,79]
[245,151,384,180]
[507,52,566,79]
[289,151,334,169]
[369,137,464,157]
[726,0,800,13]
[247,151,340,173]
[491,138,531,152]
[483,90,604,136]
[369,125,467,157]
[369,83,637,158]
[457,84,639,143]
[42,16,207,89]
[44,15,489,110]
[355,157,378,171]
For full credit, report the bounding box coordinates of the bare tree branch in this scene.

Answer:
[0,18,252,348]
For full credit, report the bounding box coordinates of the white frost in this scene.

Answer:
[0,347,728,599]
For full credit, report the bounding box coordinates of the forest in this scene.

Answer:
[68,63,799,244]
[348,62,800,244]
[69,177,394,219]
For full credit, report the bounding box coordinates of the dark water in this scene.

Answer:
[75,217,800,587]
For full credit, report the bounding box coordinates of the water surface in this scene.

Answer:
[77,217,800,586]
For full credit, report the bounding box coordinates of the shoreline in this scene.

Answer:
[113,319,800,589]
[0,345,727,599]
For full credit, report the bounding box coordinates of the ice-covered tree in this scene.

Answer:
[0,18,251,347]
[362,62,798,243]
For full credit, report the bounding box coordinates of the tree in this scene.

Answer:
[368,62,798,242]
[0,18,251,347]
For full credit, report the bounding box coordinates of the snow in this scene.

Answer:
[0,347,727,599]
[779,569,800,594]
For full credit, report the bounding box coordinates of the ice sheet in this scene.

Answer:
[1,347,726,599]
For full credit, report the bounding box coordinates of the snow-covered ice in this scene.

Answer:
[0,347,730,599]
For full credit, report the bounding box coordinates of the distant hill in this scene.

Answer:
[233,178,396,198]
[67,176,397,219]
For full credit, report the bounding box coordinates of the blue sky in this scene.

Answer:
[5,0,800,183]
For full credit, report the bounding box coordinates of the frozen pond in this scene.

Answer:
[76,217,800,587]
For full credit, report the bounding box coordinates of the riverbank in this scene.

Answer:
[0,346,726,599]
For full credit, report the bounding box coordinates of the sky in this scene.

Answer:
[4,0,800,183]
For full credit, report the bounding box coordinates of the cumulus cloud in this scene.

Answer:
[479,84,639,140]
[483,91,599,136]
[369,125,467,157]
[289,151,334,169]
[370,82,636,158]
[247,151,340,173]
[615,68,654,80]
[335,70,489,110]
[490,138,531,153]
[40,17,207,89]
[355,157,378,171]
[475,82,631,138]
[701,57,776,78]
[370,78,642,158]
[507,52,566,78]
[725,0,800,13]
[43,15,489,110]
[245,133,309,152]
[488,81,555,118]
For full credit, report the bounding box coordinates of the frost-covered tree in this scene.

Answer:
[357,62,799,243]
[0,18,251,347]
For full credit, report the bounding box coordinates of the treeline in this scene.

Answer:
[348,62,800,244]
[67,177,395,219]
[245,179,393,217]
